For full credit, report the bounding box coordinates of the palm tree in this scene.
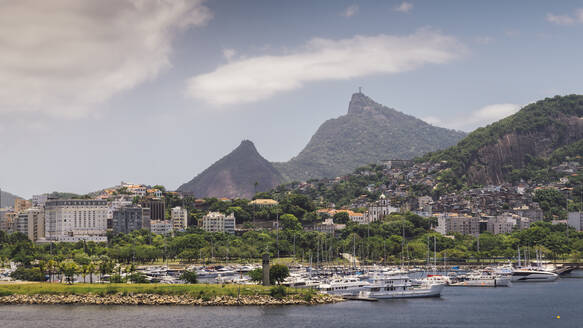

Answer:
[87,262,96,284]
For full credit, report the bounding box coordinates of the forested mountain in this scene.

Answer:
[274,93,465,181]
[177,140,284,199]
[422,95,583,187]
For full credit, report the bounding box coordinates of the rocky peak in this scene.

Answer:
[347,92,381,115]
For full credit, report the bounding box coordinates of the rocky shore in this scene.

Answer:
[0,293,343,306]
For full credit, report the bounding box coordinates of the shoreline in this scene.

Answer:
[0,293,343,306]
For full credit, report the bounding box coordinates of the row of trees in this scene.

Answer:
[2,212,583,277]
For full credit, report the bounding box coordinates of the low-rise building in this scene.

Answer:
[434,213,479,236]
[150,220,173,235]
[249,199,279,208]
[201,212,235,234]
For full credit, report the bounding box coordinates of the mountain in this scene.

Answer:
[274,93,466,181]
[177,140,284,199]
[0,190,20,207]
[423,95,583,186]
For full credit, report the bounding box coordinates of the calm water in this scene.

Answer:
[1,272,583,328]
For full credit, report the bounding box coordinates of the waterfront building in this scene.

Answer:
[171,206,188,231]
[150,220,172,235]
[112,205,149,234]
[201,212,235,234]
[44,199,108,242]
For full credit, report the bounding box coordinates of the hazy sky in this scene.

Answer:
[1,0,582,198]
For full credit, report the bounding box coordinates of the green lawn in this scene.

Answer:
[0,283,284,298]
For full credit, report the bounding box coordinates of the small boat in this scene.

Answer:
[358,275,445,299]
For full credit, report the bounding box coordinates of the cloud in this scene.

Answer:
[342,4,359,18]
[426,103,521,131]
[186,28,466,106]
[223,49,237,61]
[546,9,583,25]
[0,0,212,118]
[474,36,494,45]
[394,2,413,13]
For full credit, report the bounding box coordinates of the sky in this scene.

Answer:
[1,0,582,198]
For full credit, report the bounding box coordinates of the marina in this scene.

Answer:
[1,271,582,328]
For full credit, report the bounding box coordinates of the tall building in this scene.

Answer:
[44,199,108,242]
[568,212,583,231]
[14,208,44,241]
[201,212,235,234]
[14,199,32,213]
[171,206,188,231]
[142,198,165,221]
[112,206,148,234]
[32,194,49,208]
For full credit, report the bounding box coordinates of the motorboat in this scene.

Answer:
[511,268,558,282]
[358,274,445,299]
[317,276,370,296]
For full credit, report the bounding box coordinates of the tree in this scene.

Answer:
[269,264,290,285]
[248,268,263,283]
[333,212,350,224]
[61,262,79,284]
[280,214,302,231]
[180,270,198,284]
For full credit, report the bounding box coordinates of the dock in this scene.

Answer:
[554,266,577,275]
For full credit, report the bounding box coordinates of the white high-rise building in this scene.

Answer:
[202,212,235,234]
[171,206,188,231]
[44,199,108,242]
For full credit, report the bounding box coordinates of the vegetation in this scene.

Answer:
[180,270,198,284]
[0,283,278,298]
[421,95,583,187]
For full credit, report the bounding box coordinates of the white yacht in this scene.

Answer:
[511,268,558,282]
[318,276,370,296]
[359,275,444,299]
[450,273,511,287]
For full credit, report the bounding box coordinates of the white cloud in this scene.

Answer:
[394,2,413,13]
[546,9,583,25]
[223,49,237,61]
[427,103,522,131]
[474,36,494,45]
[546,13,575,25]
[342,4,359,18]
[0,0,212,118]
[186,28,466,106]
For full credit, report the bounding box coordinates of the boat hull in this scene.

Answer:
[450,277,511,287]
[360,284,445,299]
[511,271,558,282]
